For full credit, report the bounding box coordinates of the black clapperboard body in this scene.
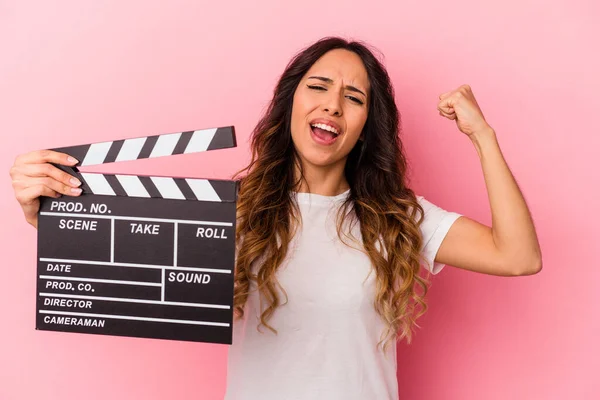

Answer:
[36,126,238,344]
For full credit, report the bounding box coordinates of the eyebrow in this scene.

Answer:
[307,76,367,98]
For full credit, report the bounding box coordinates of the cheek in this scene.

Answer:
[346,112,368,141]
[291,93,314,135]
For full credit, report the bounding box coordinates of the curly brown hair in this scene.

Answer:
[232,37,432,351]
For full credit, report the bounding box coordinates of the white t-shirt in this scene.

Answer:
[224,189,461,400]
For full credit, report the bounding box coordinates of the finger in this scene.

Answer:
[13,177,82,197]
[437,101,455,114]
[439,110,457,120]
[10,163,82,187]
[14,149,78,167]
[439,90,453,100]
[15,184,62,206]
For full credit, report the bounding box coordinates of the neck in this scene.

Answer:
[293,156,350,196]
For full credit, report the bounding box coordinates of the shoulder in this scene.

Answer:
[414,195,461,225]
[414,194,462,274]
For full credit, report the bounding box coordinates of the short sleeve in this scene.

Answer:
[416,195,462,274]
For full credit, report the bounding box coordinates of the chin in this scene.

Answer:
[296,149,341,168]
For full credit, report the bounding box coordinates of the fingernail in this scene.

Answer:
[70,188,82,194]
[70,177,81,186]
[67,156,79,164]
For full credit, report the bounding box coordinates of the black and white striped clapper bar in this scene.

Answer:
[36,126,238,344]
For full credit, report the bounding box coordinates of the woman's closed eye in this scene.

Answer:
[307,85,364,105]
[347,95,364,105]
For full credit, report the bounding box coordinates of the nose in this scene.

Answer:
[322,90,343,117]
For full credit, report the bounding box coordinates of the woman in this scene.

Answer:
[10,37,542,399]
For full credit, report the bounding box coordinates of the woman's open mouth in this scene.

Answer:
[310,123,340,146]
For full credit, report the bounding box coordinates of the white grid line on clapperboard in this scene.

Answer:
[39,310,230,327]
[39,293,230,309]
[39,212,233,226]
[39,258,231,273]
[110,219,115,263]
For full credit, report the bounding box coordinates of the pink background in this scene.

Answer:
[1,1,598,399]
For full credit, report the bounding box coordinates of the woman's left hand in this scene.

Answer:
[437,84,492,137]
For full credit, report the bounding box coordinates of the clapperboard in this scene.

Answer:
[36,126,238,344]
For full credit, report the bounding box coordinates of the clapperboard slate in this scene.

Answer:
[36,126,238,344]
